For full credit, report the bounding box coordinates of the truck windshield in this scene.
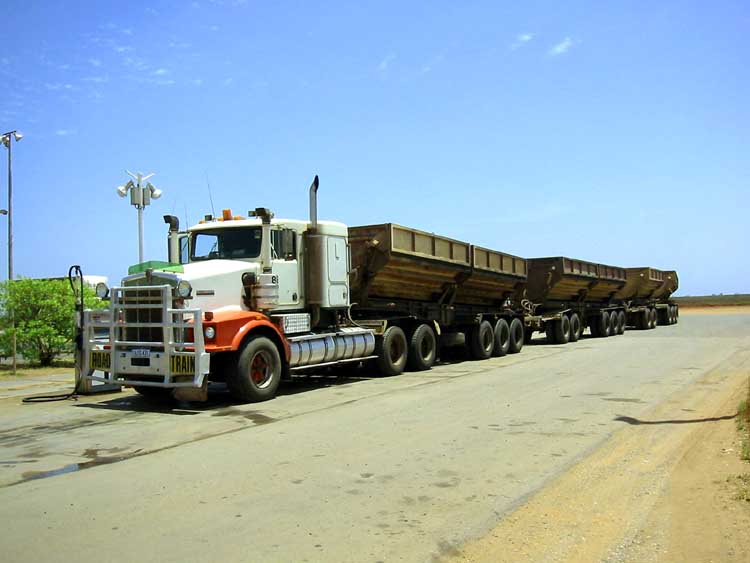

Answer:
[191,227,263,261]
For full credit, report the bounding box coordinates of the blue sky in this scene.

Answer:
[1,0,748,295]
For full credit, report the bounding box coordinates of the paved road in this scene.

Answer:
[1,312,748,562]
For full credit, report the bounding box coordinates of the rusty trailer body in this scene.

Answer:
[349,223,527,313]
[614,267,680,328]
[523,257,629,343]
[616,268,679,301]
[348,223,528,365]
[526,257,627,305]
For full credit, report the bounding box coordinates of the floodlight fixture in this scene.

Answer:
[116,171,162,263]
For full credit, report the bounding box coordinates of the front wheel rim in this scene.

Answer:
[250,351,273,389]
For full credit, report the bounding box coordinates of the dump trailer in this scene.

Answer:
[524,257,628,344]
[614,268,679,328]
[348,223,528,371]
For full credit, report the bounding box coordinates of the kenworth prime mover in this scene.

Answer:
[80,177,679,402]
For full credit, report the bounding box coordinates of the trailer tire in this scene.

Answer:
[569,313,581,342]
[376,326,408,376]
[508,318,525,354]
[468,321,494,360]
[492,319,511,357]
[553,316,571,344]
[617,311,626,335]
[408,324,437,371]
[636,310,648,330]
[649,308,657,329]
[601,312,611,337]
[228,336,282,403]
[608,311,618,336]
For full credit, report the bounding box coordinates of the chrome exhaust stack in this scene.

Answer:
[309,175,319,232]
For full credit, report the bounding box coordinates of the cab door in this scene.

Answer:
[271,228,302,310]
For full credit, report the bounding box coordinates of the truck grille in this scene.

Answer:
[120,287,166,348]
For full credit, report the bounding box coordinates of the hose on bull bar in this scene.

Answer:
[22,265,85,403]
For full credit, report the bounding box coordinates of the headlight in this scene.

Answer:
[177,280,192,298]
[204,326,216,340]
[95,282,109,299]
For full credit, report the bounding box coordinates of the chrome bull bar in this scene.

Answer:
[80,284,210,388]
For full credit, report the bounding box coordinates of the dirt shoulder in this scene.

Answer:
[448,350,750,563]
[680,306,750,315]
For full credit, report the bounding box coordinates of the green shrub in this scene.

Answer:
[0,278,104,366]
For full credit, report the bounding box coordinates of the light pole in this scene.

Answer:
[116,171,162,263]
[2,130,21,375]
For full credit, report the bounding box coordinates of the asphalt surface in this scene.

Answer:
[0,312,748,562]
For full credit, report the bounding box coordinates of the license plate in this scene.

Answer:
[90,350,111,371]
[132,348,151,358]
[170,355,195,375]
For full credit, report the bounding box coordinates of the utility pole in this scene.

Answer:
[2,130,22,375]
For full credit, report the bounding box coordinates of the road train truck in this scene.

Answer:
[80,177,528,402]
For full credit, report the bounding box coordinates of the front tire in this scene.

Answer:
[228,336,283,403]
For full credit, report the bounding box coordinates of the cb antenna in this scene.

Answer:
[205,172,216,217]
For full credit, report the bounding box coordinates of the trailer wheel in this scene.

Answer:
[569,313,581,342]
[649,308,658,329]
[468,321,494,360]
[492,319,511,357]
[636,310,648,330]
[508,318,525,354]
[376,326,408,376]
[601,312,611,337]
[617,311,626,335]
[228,336,282,403]
[408,324,437,371]
[553,316,571,344]
[608,311,618,336]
